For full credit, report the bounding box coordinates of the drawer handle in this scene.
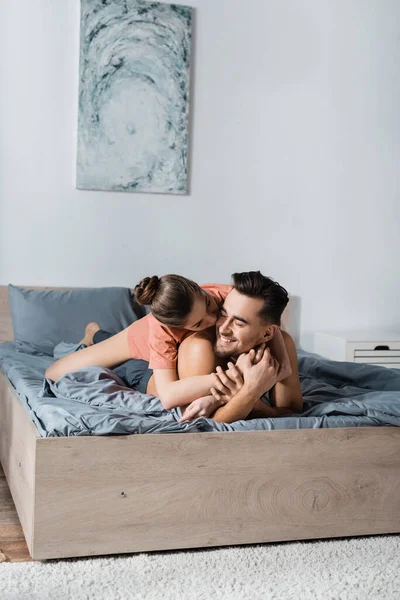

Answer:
[374,345,390,351]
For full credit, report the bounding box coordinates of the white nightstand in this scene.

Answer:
[311,330,400,369]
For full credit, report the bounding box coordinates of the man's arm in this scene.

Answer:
[178,333,265,422]
[267,328,292,381]
[208,384,261,423]
[248,331,303,418]
[210,350,280,422]
[177,330,302,423]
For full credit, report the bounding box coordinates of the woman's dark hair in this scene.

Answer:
[134,274,202,327]
[232,271,289,325]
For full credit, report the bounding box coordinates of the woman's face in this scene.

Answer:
[183,292,219,331]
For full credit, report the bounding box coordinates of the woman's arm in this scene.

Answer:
[153,334,219,410]
[45,329,131,381]
[45,326,220,410]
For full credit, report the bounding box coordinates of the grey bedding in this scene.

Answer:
[1,341,400,437]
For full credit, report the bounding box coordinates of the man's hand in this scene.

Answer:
[210,346,280,409]
[239,347,280,397]
[235,345,264,373]
[178,395,221,422]
[210,363,244,404]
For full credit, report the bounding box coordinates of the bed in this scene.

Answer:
[1,285,400,561]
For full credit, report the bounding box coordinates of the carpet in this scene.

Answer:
[0,534,399,600]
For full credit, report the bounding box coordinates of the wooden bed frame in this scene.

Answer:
[1,286,400,561]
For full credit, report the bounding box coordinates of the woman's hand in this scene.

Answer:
[210,363,244,404]
[178,395,220,422]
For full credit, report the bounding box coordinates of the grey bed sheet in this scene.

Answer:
[1,341,400,437]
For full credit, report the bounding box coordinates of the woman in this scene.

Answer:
[45,274,289,411]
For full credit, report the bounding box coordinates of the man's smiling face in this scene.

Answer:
[214,289,276,358]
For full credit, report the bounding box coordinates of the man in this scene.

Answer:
[176,271,303,423]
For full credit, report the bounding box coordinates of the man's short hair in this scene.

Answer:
[231,271,289,325]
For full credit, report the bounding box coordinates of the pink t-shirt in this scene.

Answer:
[127,284,232,369]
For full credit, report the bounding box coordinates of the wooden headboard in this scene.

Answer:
[0,285,13,341]
[0,285,293,344]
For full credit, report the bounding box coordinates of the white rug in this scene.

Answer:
[1,535,399,600]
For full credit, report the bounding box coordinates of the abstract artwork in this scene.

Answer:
[76,0,192,194]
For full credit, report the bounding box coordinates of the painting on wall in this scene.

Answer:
[76,0,192,194]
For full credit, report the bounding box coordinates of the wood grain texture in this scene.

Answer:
[0,464,31,562]
[31,427,400,559]
[0,286,12,341]
[0,374,38,557]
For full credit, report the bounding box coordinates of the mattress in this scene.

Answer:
[1,342,400,437]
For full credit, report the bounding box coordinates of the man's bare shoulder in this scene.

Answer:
[281,330,295,347]
[266,330,296,355]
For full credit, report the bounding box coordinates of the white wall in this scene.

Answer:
[1,0,400,346]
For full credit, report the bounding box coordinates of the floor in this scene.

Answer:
[0,463,31,562]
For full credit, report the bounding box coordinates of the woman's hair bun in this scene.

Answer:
[134,276,161,305]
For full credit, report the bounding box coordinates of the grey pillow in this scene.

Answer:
[8,284,139,356]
